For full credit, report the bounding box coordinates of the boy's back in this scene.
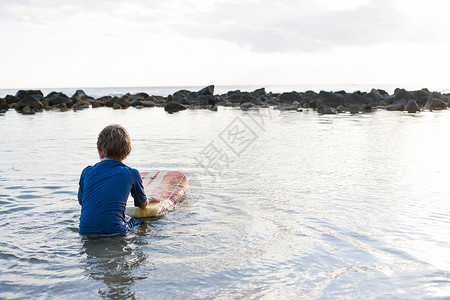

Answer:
[79,160,138,235]
[77,124,147,236]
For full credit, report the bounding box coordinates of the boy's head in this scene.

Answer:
[97,124,131,161]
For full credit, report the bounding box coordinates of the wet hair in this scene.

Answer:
[97,124,131,161]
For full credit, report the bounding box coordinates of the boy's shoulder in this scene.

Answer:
[120,164,141,180]
[81,164,93,173]
[80,160,117,174]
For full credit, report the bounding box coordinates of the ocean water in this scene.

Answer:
[0,103,450,299]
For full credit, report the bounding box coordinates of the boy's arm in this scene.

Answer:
[77,171,84,205]
[78,186,83,205]
[130,169,148,209]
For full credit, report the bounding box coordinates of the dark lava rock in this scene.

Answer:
[5,95,19,106]
[45,92,72,107]
[197,85,214,96]
[217,101,233,107]
[279,92,302,106]
[240,102,254,111]
[102,96,115,107]
[301,91,318,108]
[386,99,406,111]
[317,105,336,114]
[105,97,120,107]
[367,88,383,101]
[345,93,372,113]
[317,91,346,108]
[185,92,199,104]
[72,90,89,98]
[425,96,447,111]
[113,96,130,109]
[195,95,217,106]
[377,89,390,96]
[73,90,95,104]
[336,105,347,113]
[128,93,152,107]
[384,95,395,105]
[173,90,190,98]
[142,101,155,107]
[184,91,217,106]
[265,96,277,106]
[16,90,44,101]
[0,98,8,113]
[15,95,44,114]
[164,101,187,113]
[229,92,256,104]
[21,105,34,115]
[152,95,168,104]
[172,95,187,104]
[251,97,264,105]
[7,86,450,115]
[154,96,167,106]
[96,96,113,106]
[227,90,240,97]
[250,88,266,99]
[367,89,386,106]
[406,99,420,113]
[91,101,103,108]
[216,100,231,106]
[134,92,151,99]
[73,101,90,111]
[394,88,414,102]
[412,89,430,106]
[128,99,144,107]
[429,91,448,102]
[72,96,91,109]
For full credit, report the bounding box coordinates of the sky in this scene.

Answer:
[0,0,449,89]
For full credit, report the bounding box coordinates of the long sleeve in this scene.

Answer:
[129,168,147,207]
[78,170,85,206]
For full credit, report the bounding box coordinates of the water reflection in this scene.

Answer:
[81,234,148,299]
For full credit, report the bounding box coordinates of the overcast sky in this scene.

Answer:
[0,0,449,89]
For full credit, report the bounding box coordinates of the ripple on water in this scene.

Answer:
[4,186,25,190]
[41,186,64,190]
[0,198,12,204]
[49,190,77,196]
[0,108,450,298]
[0,205,35,215]
[16,194,41,200]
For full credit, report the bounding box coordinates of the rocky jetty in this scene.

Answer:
[1,85,449,115]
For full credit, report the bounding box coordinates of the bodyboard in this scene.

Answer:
[125,171,188,218]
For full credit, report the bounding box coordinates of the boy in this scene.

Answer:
[78,124,148,236]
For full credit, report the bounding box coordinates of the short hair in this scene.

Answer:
[97,124,131,161]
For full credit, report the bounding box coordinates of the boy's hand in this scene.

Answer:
[148,196,161,203]
[138,199,148,209]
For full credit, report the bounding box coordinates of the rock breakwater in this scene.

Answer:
[1,85,449,115]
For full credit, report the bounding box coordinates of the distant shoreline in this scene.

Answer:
[1,84,449,99]
[1,85,449,115]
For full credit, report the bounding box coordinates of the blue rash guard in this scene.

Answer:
[78,159,147,235]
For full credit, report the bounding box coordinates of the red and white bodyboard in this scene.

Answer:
[125,171,188,218]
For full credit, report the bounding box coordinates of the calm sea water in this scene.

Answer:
[1,103,450,299]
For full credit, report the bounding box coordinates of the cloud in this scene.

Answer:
[173,0,427,52]
[0,0,449,53]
